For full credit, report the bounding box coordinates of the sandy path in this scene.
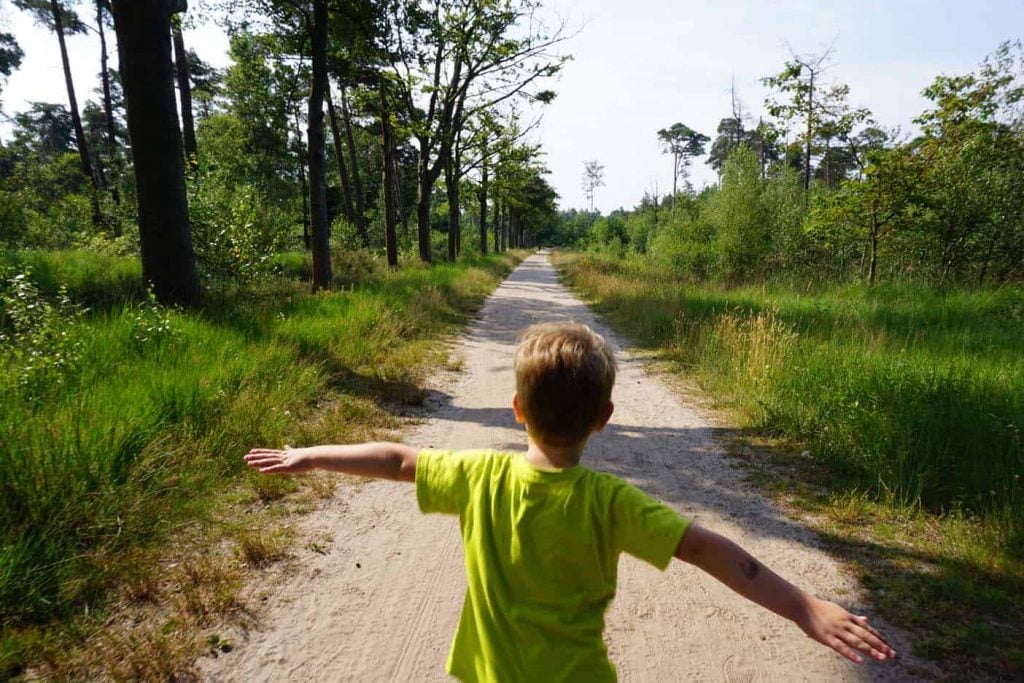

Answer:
[200,251,919,682]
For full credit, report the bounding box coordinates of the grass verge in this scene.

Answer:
[1,248,524,679]
[555,250,1023,680]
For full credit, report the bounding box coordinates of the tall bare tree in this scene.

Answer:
[581,159,604,212]
[763,43,845,191]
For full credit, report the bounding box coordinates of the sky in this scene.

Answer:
[1,0,1022,213]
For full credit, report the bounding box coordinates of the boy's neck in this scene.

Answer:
[524,434,587,469]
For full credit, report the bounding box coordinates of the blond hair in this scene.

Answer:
[514,322,616,446]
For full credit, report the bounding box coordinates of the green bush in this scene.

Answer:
[0,267,85,403]
[189,174,292,285]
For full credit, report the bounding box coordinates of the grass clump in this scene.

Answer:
[237,528,291,568]
[556,250,1024,679]
[0,248,522,679]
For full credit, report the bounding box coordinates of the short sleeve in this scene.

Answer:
[611,482,690,570]
[416,449,470,515]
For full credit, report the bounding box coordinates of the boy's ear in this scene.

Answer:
[594,401,614,432]
[512,392,526,424]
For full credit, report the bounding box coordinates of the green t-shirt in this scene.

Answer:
[416,449,691,682]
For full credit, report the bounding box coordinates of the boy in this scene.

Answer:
[245,322,895,681]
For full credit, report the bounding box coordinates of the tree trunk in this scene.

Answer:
[478,157,488,256]
[308,0,332,291]
[978,233,998,287]
[172,23,197,166]
[379,86,398,267]
[500,203,507,252]
[297,141,310,249]
[110,0,200,306]
[445,155,459,262]
[96,0,121,211]
[671,152,679,215]
[493,195,500,254]
[339,85,366,241]
[393,152,407,235]
[326,84,358,237]
[416,181,432,262]
[52,0,102,230]
[823,136,831,188]
[804,71,814,191]
[868,217,878,286]
[416,145,434,263]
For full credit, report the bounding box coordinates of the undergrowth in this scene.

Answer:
[0,248,522,679]
[556,250,1024,680]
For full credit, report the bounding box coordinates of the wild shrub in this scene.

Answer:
[189,175,292,286]
[123,291,179,349]
[708,146,770,278]
[0,267,85,402]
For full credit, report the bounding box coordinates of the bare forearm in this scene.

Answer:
[675,524,896,663]
[677,526,811,624]
[296,443,417,480]
[244,442,418,482]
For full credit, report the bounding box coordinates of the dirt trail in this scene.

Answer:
[200,251,919,682]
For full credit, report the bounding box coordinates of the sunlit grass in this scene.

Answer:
[0,248,520,678]
[556,250,1024,678]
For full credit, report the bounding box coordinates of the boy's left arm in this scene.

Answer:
[245,442,419,482]
[675,524,895,664]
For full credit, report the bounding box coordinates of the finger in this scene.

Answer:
[245,452,284,461]
[257,464,293,474]
[245,453,284,463]
[246,457,284,468]
[855,616,888,642]
[852,616,895,652]
[828,636,864,664]
[246,449,283,457]
[847,623,895,659]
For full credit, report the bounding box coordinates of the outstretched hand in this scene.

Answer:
[244,448,313,474]
[800,598,895,664]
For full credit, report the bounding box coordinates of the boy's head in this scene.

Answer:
[513,322,616,448]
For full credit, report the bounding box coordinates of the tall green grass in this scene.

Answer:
[2,249,146,307]
[558,250,1024,673]
[1,249,518,672]
[557,252,1024,522]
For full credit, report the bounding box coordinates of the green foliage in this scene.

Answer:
[329,215,366,252]
[575,44,1024,288]
[0,251,519,671]
[2,249,144,307]
[0,32,23,84]
[188,172,293,286]
[588,214,628,257]
[707,146,769,276]
[559,250,1024,677]
[559,252,1024,522]
[0,267,84,402]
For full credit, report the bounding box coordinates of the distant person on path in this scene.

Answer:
[245,322,895,681]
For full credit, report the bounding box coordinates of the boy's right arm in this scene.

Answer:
[244,442,419,482]
[674,524,895,664]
